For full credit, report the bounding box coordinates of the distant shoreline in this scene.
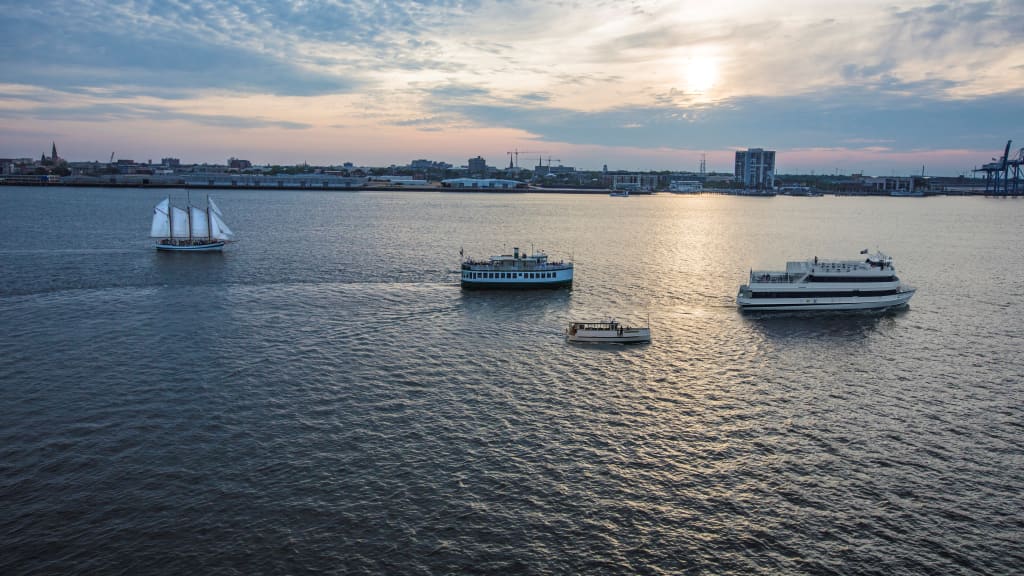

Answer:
[0,179,1003,196]
[0,180,622,194]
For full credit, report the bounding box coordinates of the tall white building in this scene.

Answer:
[734,148,776,189]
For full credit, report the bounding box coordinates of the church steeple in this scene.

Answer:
[51,141,58,161]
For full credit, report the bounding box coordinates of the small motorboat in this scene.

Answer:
[566,318,650,343]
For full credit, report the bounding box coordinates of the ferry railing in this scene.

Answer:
[748,272,804,283]
[462,260,571,270]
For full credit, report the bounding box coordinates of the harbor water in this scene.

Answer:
[1,187,1022,574]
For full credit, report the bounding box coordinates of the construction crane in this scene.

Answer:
[546,156,561,167]
[109,152,115,164]
[505,148,546,169]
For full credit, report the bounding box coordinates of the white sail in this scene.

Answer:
[190,206,210,238]
[207,196,223,217]
[170,206,191,238]
[210,211,234,240]
[150,197,170,238]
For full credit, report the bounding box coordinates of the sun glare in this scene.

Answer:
[684,59,719,94]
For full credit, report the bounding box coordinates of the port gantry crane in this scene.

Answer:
[974,140,1024,196]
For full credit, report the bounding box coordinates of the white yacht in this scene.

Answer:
[460,247,572,289]
[737,251,915,311]
[566,318,650,343]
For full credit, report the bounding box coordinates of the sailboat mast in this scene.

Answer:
[206,196,212,241]
[187,191,193,241]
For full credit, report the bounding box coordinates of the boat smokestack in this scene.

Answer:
[514,247,519,259]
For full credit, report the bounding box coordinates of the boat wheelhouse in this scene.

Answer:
[460,247,572,289]
[566,318,650,343]
[737,251,915,311]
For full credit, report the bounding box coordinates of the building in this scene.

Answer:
[410,159,452,170]
[467,156,487,176]
[669,180,703,193]
[441,178,525,189]
[610,173,658,192]
[735,148,776,189]
[228,157,252,170]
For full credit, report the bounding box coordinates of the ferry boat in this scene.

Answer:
[460,247,572,289]
[737,250,916,311]
[566,318,650,343]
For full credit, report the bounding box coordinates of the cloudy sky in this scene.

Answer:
[1,0,1022,175]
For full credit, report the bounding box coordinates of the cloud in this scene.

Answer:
[0,100,311,130]
[1,0,1021,175]
[422,84,1024,151]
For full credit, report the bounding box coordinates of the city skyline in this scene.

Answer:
[1,1,1022,177]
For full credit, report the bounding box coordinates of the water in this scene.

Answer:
[1,187,1021,574]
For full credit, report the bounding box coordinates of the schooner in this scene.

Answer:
[151,195,234,251]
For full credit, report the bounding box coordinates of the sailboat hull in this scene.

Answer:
[155,240,225,252]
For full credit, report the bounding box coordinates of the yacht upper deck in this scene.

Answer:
[748,252,896,284]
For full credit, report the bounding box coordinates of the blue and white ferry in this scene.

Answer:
[460,247,573,289]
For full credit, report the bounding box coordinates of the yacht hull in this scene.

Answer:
[567,332,650,343]
[737,289,915,311]
[155,241,225,252]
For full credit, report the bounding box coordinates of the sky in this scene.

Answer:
[1,0,1022,176]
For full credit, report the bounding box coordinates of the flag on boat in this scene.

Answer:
[459,247,464,257]
[860,248,869,254]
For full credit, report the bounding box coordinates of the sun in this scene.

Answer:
[684,59,719,94]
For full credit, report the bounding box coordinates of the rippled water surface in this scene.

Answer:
[1,187,1022,574]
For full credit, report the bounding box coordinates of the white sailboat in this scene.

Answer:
[151,195,234,252]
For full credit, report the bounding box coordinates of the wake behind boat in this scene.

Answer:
[737,250,915,311]
[151,195,234,252]
[566,318,651,343]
